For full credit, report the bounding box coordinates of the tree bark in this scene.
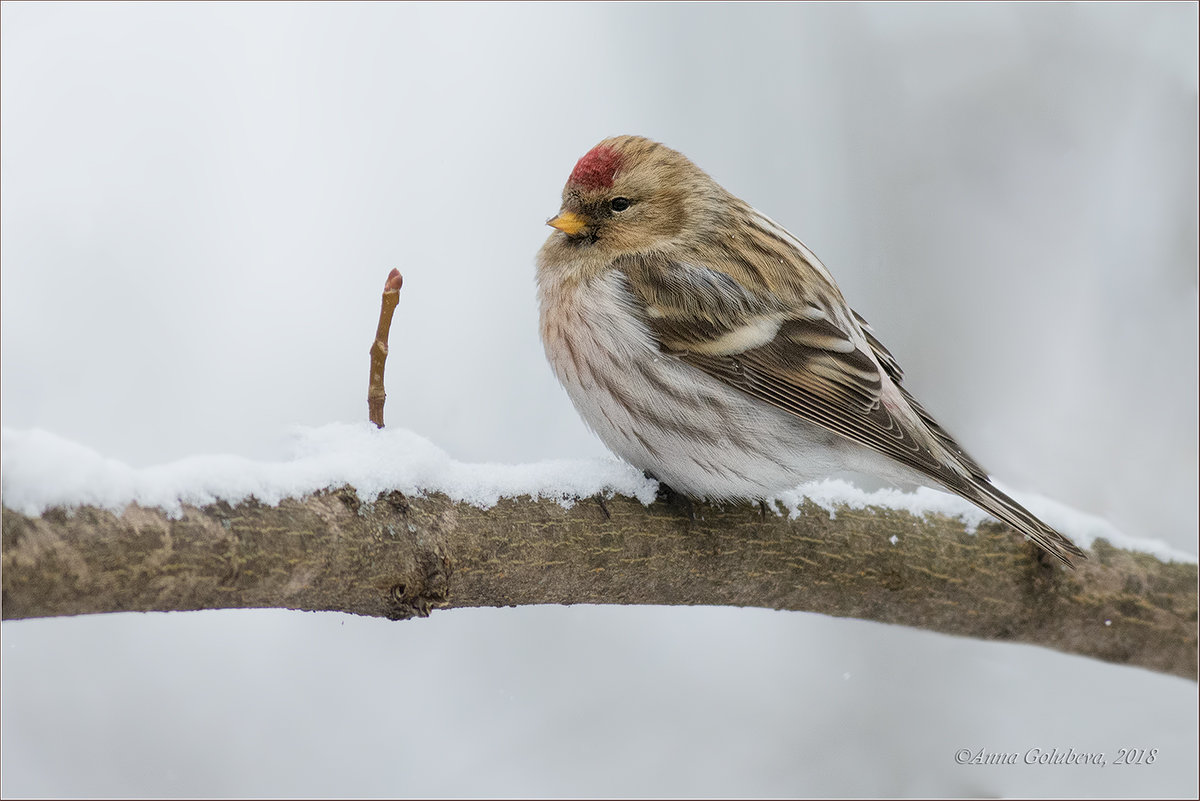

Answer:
[2,489,1196,680]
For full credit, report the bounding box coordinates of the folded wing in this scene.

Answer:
[616,249,1085,566]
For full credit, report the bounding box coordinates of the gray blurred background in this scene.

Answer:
[2,2,1196,796]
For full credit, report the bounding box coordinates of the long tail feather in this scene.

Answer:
[955,479,1086,567]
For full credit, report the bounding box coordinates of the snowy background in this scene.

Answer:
[2,2,1197,796]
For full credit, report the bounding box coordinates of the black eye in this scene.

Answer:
[609,197,630,212]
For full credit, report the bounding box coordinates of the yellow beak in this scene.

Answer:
[547,211,587,236]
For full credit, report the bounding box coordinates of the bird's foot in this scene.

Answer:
[648,473,700,522]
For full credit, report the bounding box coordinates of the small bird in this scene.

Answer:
[537,135,1085,567]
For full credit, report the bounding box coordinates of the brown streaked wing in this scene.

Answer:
[668,331,1085,565]
[649,315,885,415]
[680,347,949,480]
[620,257,949,477]
[618,253,1084,565]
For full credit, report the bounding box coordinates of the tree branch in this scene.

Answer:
[2,489,1195,680]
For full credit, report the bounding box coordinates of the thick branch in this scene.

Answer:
[2,490,1195,680]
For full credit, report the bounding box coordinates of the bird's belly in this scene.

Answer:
[572,365,852,499]
[543,299,858,500]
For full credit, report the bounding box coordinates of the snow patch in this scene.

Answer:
[999,485,1195,566]
[0,424,661,518]
[2,424,1193,565]
[772,479,1196,565]
[775,479,989,534]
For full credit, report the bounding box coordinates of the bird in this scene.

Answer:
[536,135,1086,567]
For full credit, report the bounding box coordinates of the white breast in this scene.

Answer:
[538,270,894,500]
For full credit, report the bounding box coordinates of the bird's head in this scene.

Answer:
[544,136,722,264]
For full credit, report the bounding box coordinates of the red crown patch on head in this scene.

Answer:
[568,145,623,190]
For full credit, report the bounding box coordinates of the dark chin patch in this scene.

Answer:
[569,145,623,190]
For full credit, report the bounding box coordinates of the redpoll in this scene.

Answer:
[537,135,1085,566]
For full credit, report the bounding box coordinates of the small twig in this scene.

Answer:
[368,269,403,428]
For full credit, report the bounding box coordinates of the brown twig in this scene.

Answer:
[368,269,403,428]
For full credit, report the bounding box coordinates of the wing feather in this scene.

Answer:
[616,237,1085,564]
